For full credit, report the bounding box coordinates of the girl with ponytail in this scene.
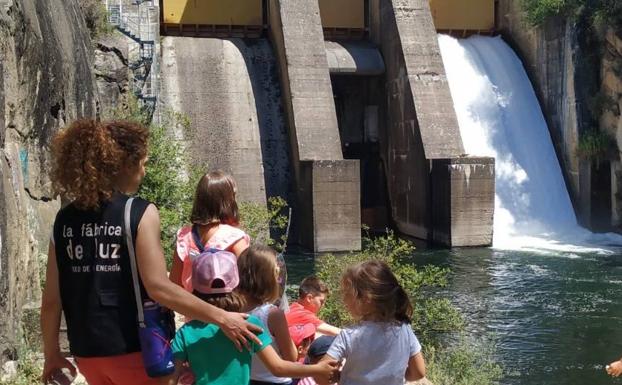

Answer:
[317,260,426,385]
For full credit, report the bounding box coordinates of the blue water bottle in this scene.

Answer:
[139,301,175,377]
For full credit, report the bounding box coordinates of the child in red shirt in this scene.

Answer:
[285,277,340,336]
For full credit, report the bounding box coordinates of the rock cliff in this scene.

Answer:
[601,31,622,225]
[0,0,98,361]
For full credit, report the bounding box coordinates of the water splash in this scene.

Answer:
[438,34,622,253]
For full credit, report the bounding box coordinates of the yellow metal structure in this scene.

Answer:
[319,0,365,29]
[162,0,263,26]
[429,0,494,32]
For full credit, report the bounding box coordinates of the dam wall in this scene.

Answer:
[369,0,495,245]
[268,0,361,252]
[159,37,286,205]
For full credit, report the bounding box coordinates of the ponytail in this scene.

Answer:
[342,260,413,324]
[394,285,413,324]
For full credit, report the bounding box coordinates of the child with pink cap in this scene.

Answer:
[161,250,339,385]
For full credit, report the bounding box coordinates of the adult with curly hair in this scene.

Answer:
[40,120,263,385]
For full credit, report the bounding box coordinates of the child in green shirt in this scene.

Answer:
[161,249,338,385]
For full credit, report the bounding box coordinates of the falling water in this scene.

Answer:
[438,34,622,253]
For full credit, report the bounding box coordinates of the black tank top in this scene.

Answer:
[53,193,151,357]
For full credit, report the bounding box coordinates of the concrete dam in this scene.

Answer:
[153,0,497,251]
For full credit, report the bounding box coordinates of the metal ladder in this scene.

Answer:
[106,0,159,108]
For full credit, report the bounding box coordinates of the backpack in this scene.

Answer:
[190,225,238,261]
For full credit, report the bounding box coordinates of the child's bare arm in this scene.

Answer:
[268,308,297,361]
[314,355,341,385]
[405,352,426,381]
[257,345,338,380]
[158,360,184,385]
[316,322,341,336]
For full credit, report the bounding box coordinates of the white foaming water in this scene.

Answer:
[438,34,622,253]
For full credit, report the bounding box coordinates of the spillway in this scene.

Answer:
[438,35,622,252]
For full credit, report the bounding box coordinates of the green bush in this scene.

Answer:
[78,0,114,40]
[576,129,616,163]
[316,231,462,345]
[240,197,290,251]
[0,351,42,385]
[521,0,622,28]
[521,0,570,25]
[107,99,195,266]
[109,99,288,266]
[316,232,503,383]
[425,339,503,385]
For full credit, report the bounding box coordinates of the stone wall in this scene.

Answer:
[268,0,361,251]
[158,37,271,205]
[0,0,98,361]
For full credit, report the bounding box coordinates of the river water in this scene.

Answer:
[285,246,622,385]
[415,247,622,385]
[285,33,622,385]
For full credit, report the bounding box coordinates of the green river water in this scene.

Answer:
[285,246,622,385]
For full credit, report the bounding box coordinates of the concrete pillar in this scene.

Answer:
[268,0,362,251]
[370,0,495,246]
[300,160,361,252]
[431,158,495,246]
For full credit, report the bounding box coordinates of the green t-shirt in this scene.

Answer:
[171,315,272,385]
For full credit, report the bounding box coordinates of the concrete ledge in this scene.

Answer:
[300,160,362,252]
[431,157,495,247]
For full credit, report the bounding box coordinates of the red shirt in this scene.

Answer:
[285,302,323,328]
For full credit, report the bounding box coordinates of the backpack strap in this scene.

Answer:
[191,224,205,253]
[124,197,146,328]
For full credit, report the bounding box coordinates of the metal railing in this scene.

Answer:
[106,0,159,105]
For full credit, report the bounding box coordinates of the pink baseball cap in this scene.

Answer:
[191,251,240,294]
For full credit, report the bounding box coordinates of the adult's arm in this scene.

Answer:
[135,204,262,350]
[168,249,183,287]
[40,242,77,383]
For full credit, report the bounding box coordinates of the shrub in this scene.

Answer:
[425,338,503,385]
[316,232,503,381]
[521,0,571,25]
[316,231,462,345]
[109,99,288,266]
[78,0,114,40]
[521,0,622,29]
[239,197,290,251]
[576,129,616,163]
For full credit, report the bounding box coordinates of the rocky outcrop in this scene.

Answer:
[0,0,98,361]
[602,31,622,225]
[94,33,130,116]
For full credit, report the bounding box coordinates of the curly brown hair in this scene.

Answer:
[341,260,413,324]
[51,119,149,209]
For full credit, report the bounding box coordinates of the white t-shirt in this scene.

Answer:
[326,321,422,385]
[250,304,291,383]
